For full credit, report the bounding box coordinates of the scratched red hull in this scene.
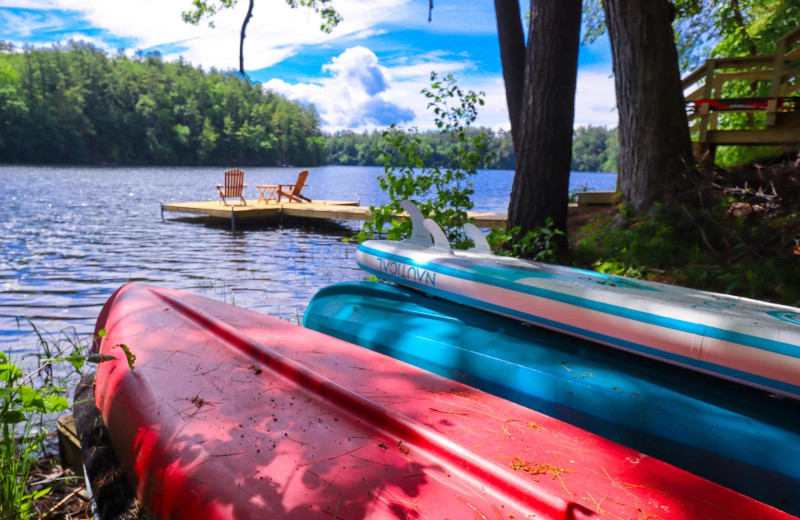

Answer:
[93,283,794,520]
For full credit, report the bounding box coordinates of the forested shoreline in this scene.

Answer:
[325,125,617,172]
[0,41,617,172]
[0,41,326,166]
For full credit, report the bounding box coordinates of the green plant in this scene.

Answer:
[353,72,492,249]
[571,194,800,305]
[593,259,645,279]
[29,323,94,381]
[0,350,69,519]
[487,219,566,263]
[0,324,115,519]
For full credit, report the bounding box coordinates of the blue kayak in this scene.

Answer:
[304,280,800,515]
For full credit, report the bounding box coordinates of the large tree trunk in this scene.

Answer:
[507,1,582,247]
[493,0,525,152]
[603,0,697,211]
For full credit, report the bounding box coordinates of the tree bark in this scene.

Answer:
[603,0,698,211]
[507,1,582,247]
[493,0,525,152]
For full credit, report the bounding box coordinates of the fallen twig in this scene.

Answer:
[37,483,86,520]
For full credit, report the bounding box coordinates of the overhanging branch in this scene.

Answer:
[239,0,255,77]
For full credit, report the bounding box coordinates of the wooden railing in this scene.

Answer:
[682,25,800,157]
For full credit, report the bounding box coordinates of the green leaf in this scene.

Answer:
[118,344,136,371]
[1,410,26,424]
[64,354,86,371]
[31,486,52,501]
[87,353,117,364]
[22,486,52,503]
[17,385,38,406]
[42,395,69,413]
[0,363,22,383]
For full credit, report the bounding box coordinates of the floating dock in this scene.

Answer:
[161,200,509,229]
[161,194,618,231]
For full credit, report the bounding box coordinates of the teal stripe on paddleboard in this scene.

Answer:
[468,264,662,292]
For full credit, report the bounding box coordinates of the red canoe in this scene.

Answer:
[93,283,794,520]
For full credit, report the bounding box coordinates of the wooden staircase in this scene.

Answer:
[683,25,800,163]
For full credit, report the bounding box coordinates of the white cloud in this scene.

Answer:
[574,70,618,127]
[266,46,415,130]
[264,44,517,133]
[358,50,497,131]
[23,0,415,71]
[323,46,387,95]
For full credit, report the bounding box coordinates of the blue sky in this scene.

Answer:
[0,0,618,132]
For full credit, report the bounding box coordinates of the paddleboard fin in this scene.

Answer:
[423,219,453,253]
[464,223,491,253]
[401,200,433,246]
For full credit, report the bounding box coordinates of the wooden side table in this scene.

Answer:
[256,185,280,204]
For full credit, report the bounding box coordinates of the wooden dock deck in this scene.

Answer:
[161,200,509,229]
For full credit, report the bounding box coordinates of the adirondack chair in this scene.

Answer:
[277,170,311,202]
[216,169,247,206]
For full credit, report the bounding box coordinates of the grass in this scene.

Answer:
[0,324,95,520]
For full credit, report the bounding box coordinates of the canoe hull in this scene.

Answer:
[93,283,793,519]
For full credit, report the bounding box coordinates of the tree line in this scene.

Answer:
[327,125,617,172]
[0,41,326,166]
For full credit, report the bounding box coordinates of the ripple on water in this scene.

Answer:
[0,167,370,356]
[1,165,615,359]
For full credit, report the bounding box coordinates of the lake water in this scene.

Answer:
[1,165,616,357]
